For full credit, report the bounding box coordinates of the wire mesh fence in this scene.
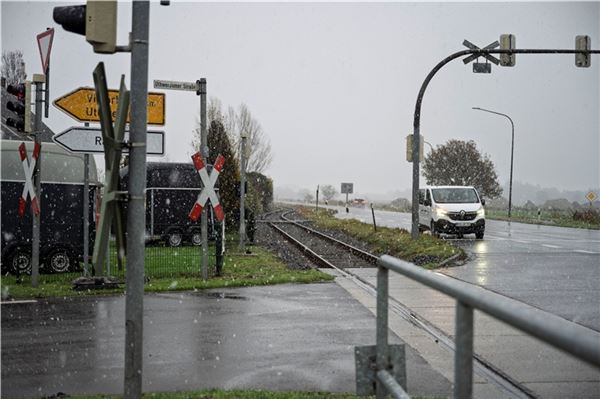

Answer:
[2,236,240,285]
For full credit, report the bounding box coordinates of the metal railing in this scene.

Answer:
[375,254,600,399]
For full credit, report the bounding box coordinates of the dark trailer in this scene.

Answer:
[120,162,216,247]
[1,140,99,274]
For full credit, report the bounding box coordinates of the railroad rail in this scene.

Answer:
[260,207,536,398]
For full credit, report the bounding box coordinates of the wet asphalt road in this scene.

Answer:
[330,205,600,331]
[1,283,451,398]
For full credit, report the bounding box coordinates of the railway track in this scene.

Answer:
[259,207,536,399]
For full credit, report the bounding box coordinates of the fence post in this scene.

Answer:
[376,265,389,398]
[454,301,474,399]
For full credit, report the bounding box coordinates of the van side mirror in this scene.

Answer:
[424,198,431,206]
[481,198,486,206]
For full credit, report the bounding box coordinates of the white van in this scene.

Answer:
[418,186,485,239]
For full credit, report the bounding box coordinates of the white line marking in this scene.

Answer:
[541,244,561,249]
[1,300,37,305]
[573,249,598,254]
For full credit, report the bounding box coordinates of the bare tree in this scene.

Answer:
[191,99,273,174]
[1,50,26,85]
[320,185,338,201]
[228,103,273,174]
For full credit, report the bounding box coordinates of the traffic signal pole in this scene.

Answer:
[124,1,149,397]
[410,46,599,240]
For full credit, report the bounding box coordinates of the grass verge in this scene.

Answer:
[1,245,333,300]
[295,206,464,269]
[486,208,600,230]
[63,389,375,399]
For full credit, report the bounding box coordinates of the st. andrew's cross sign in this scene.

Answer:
[189,152,225,222]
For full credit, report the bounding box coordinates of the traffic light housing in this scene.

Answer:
[53,1,117,54]
[575,35,591,68]
[6,82,32,133]
[406,134,424,163]
[499,34,516,67]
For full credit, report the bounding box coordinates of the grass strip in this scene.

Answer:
[295,207,464,269]
[46,388,443,399]
[486,209,600,230]
[1,246,333,300]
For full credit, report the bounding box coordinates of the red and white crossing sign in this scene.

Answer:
[18,142,41,217]
[37,28,54,74]
[189,152,225,222]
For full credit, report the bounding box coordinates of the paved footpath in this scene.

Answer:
[2,282,450,398]
[331,268,600,399]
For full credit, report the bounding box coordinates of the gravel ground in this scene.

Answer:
[255,209,378,271]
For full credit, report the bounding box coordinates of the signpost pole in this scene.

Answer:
[199,79,208,280]
[83,122,90,276]
[239,133,247,252]
[31,80,44,288]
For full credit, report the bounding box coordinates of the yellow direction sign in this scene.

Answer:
[53,87,165,125]
[586,191,597,203]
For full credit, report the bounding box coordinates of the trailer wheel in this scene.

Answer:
[47,250,72,273]
[10,249,32,275]
[167,231,183,247]
[191,231,202,246]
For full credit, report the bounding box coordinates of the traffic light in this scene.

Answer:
[53,1,117,54]
[575,35,591,68]
[6,82,32,133]
[499,34,516,67]
[406,134,424,163]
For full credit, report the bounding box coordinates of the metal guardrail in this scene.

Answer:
[374,254,600,399]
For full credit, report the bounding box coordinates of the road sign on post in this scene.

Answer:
[53,87,165,125]
[17,142,41,217]
[53,126,165,155]
[189,152,226,223]
[36,28,54,74]
[153,79,199,91]
[91,63,129,275]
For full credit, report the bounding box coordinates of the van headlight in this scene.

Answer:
[436,207,448,217]
[477,207,485,217]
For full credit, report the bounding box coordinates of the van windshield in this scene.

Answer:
[431,188,480,204]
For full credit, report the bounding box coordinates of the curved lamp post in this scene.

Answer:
[472,107,514,219]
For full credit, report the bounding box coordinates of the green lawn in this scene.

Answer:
[486,208,600,230]
[64,390,373,399]
[1,244,333,300]
[295,207,464,269]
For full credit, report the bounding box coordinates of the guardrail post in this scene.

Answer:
[454,301,474,399]
[376,264,389,398]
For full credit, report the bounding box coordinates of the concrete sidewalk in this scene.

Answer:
[331,268,600,399]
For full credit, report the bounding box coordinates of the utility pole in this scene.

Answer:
[239,131,248,252]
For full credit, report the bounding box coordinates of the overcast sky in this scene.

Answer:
[2,1,599,199]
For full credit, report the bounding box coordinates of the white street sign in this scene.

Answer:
[53,127,165,155]
[153,79,198,92]
[36,28,54,74]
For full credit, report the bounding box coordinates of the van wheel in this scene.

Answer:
[430,222,440,238]
[10,249,32,275]
[191,232,202,246]
[167,231,183,247]
[48,250,72,273]
[476,231,484,239]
